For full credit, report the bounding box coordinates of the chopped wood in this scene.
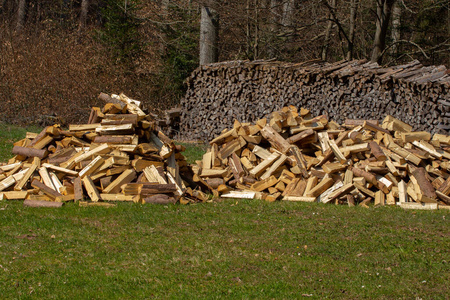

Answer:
[12,146,48,159]
[3,88,450,210]
[221,191,256,199]
[23,200,64,208]
[143,194,177,204]
[31,179,62,200]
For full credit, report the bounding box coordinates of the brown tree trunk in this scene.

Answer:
[267,0,280,58]
[281,0,295,28]
[371,0,395,64]
[16,0,27,32]
[321,0,336,61]
[346,0,357,60]
[199,1,219,65]
[390,0,401,57]
[254,0,259,59]
[79,0,89,29]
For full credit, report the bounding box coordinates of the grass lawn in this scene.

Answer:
[0,123,449,299]
[0,201,449,299]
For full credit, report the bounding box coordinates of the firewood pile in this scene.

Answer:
[180,59,450,142]
[0,93,198,207]
[2,92,450,210]
[193,105,450,210]
[156,107,181,139]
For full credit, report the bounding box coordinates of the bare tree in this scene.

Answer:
[321,0,336,61]
[79,0,90,30]
[161,0,170,15]
[389,0,401,57]
[346,0,357,60]
[371,0,395,63]
[199,0,219,65]
[16,0,27,32]
[281,0,295,28]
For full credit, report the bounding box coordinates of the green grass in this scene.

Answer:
[0,200,448,299]
[176,141,208,164]
[0,123,41,162]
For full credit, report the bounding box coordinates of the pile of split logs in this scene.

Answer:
[181,59,450,142]
[2,92,450,210]
[0,93,199,207]
[192,106,450,210]
[156,107,181,139]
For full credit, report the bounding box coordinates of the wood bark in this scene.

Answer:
[23,200,64,208]
[199,1,219,65]
[322,0,336,61]
[390,0,401,57]
[79,0,89,29]
[180,59,449,143]
[346,0,357,60]
[16,0,27,32]
[371,0,396,63]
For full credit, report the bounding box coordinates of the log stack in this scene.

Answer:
[192,105,450,210]
[0,93,201,206]
[180,59,450,142]
[156,107,181,139]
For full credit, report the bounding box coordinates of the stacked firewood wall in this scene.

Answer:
[180,59,450,142]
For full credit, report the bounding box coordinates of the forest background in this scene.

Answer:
[1,0,449,126]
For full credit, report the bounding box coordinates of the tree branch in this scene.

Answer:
[380,39,431,60]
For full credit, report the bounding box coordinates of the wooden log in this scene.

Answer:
[82,176,101,202]
[23,200,64,208]
[286,129,316,144]
[399,202,438,210]
[78,156,105,178]
[143,194,177,204]
[306,178,334,197]
[125,183,177,195]
[98,92,126,109]
[363,121,390,134]
[14,157,40,191]
[369,141,387,161]
[288,146,309,178]
[93,135,134,144]
[400,131,431,143]
[250,152,280,177]
[260,125,291,153]
[12,146,48,159]
[412,168,437,202]
[31,179,62,200]
[218,137,246,160]
[2,191,28,200]
[103,169,136,194]
[437,176,450,195]
[250,176,278,192]
[73,177,84,201]
[322,183,354,204]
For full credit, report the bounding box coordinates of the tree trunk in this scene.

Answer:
[254,0,259,59]
[161,0,169,15]
[79,0,89,29]
[346,0,357,60]
[321,0,336,61]
[199,1,219,65]
[370,0,395,64]
[160,0,170,53]
[281,0,295,28]
[267,0,280,58]
[16,0,27,32]
[390,0,401,57]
